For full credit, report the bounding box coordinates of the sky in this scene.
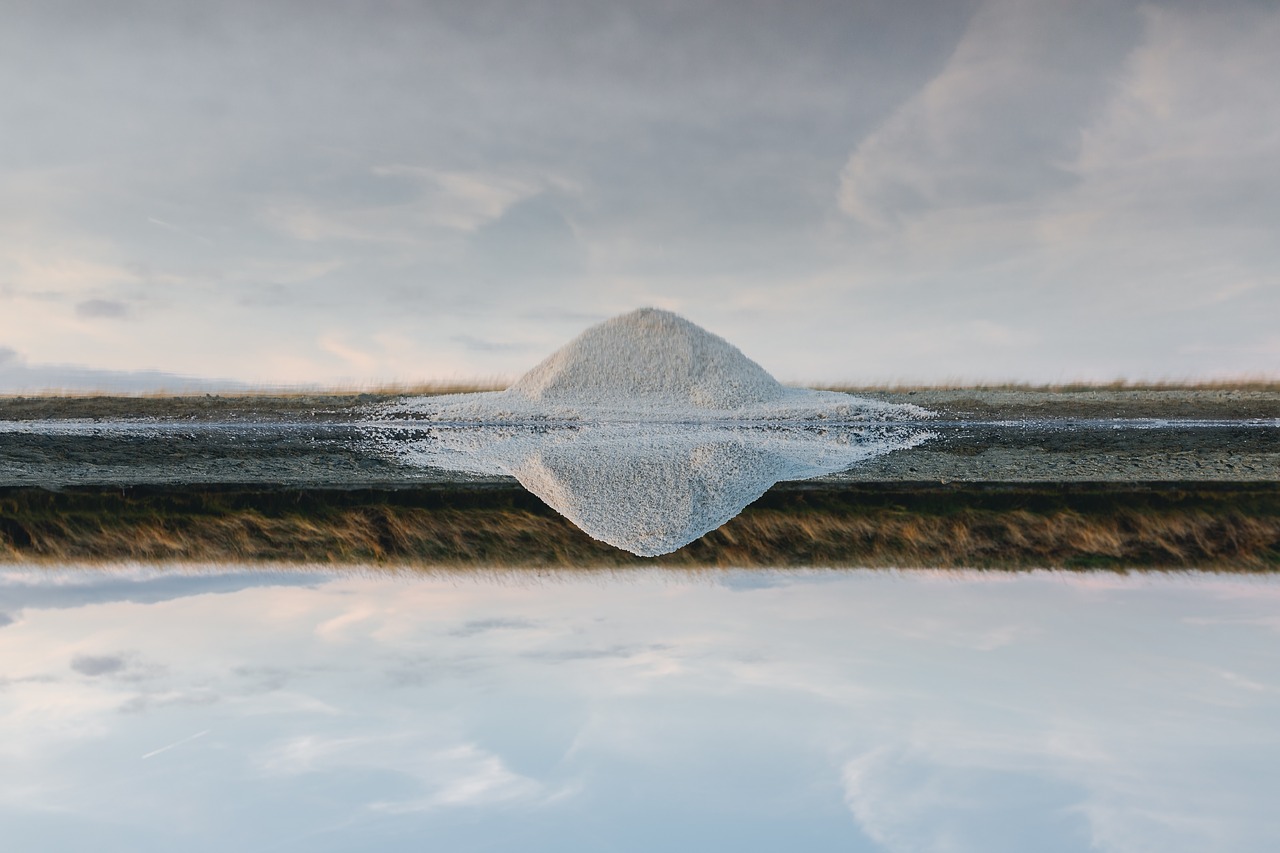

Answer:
[2,568,1278,852]
[1,0,1278,390]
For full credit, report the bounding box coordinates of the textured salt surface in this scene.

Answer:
[362,309,934,554]
[380,308,933,423]
[0,418,169,435]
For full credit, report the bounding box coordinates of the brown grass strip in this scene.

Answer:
[2,483,1277,571]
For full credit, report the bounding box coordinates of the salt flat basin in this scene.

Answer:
[0,411,1272,488]
[1,411,1275,556]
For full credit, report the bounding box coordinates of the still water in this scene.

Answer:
[1,567,1276,852]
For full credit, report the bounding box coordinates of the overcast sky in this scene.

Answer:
[2,0,1277,389]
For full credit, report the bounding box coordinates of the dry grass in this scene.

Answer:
[0,381,510,400]
[813,378,1280,393]
[2,484,1276,571]
[4,378,1279,401]
[714,505,1279,570]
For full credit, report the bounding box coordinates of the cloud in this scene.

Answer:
[74,298,130,319]
[0,612,13,628]
[257,733,558,813]
[449,617,539,638]
[811,0,1280,382]
[841,747,1093,853]
[383,656,480,689]
[118,689,219,715]
[1051,3,1280,233]
[467,194,583,283]
[69,654,127,677]
[450,335,537,354]
[0,344,250,393]
[231,664,301,693]
[252,164,545,247]
[524,643,669,663]
[839,0,1142,226]
[370,165,550,233]
[69,651,166,684]
[369,744,549,813]
[139,729,210,760]
[0,570,323,616]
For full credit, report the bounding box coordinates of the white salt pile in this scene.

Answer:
[510,307,782,409]
[362,308,936,555]
[381,308,933,422]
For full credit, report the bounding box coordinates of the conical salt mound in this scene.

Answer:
[508,308,784,409]
[378,307,934,423]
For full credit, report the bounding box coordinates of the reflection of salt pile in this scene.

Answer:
[372,423,933,556]
[365,308,936,555]
[383,308,932,422]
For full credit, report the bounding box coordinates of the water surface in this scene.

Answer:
[1,568,1276,852]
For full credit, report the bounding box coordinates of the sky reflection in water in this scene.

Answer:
[1,568,1277,852]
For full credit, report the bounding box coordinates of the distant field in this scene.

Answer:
[3,379,1280,401]
[1,382,1277,421]
[821,380,1280,393]
[3,483,1277,571]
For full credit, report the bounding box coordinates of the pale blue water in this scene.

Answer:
[0,568,1277,852]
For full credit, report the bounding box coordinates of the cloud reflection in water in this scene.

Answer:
[0,569,1277,852]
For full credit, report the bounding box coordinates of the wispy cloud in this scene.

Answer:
[839,0,1140,227]
[140,729,210,760]
[451,334,536,354]
[257,733,565,813]
[69,654,128,677]
[74,298,130,319]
